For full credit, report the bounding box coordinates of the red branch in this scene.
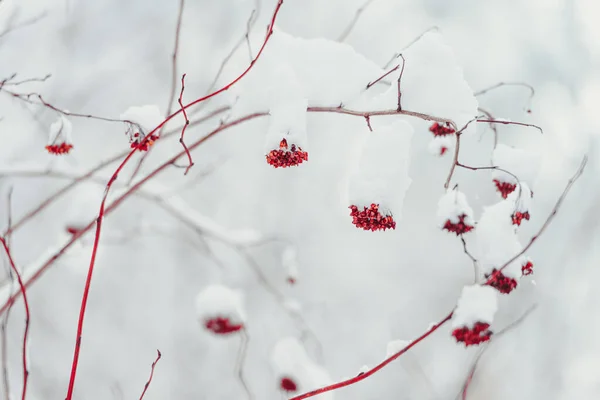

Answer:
[138,350,162,400]
[0,237,30,400]
[64,3,284,396]
[290,312,453,399]
[178,73,193,174]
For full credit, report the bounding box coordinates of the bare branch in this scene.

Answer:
[337,0,377,42]
[138,350,162,400]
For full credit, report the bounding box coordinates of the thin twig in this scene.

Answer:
[138,350,162,400]
[460,237,479,283]
[235,330,253,400]
[178,73,193,174]
[0,237,30,400]
[476,119,543,134]
[337,0,376,42]
[0,187,14,400]
[396,54,405,111]
[459,305,537,400]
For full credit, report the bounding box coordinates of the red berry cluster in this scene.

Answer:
[443,214,474,235]
[130,133,158,151]
[485,269,518,294]
[521,260,534,276]
[493,179,516,199]
[452,322,492,346]
[266,138,308,168]
[349,204,396,231]
[429,122,455,136]
[204,317,243,335]
[45,143,74,155]
[280,377,298,392]
[512,211,530,226]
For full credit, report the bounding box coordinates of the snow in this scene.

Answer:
[386,339,410,357]
[361,32,479,134]
[428,135,454,156]
[492,144,540,187]
[48,115,73,145]
[452,285,498,328]
[473,199,524,279]
[195,284,246,325]
[231,28,385,115]
[119,104,164,134]
[271,337,334,399]
[437,187,474,227]
[346,120,413,217]
[507,182,533,214]
[164,196,262,245]
[282,246,299,281]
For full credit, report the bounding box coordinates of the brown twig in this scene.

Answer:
[178,73,193,174]
[460,237,479,283]
[138,350,162,400]
[474,81,535,114]
[0,237,30,400]
[396,54,405,111]
[337,0,377,42]
[477,107,498,149]
[476,119,543,134]
[366,65,399,89]
[236,330,253,400]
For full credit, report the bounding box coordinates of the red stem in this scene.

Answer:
[63,2,283,396]
[0,237,30,400]
[139,350,162,400]
[289,312,453,399]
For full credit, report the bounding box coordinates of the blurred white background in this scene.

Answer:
[0,0,599,399]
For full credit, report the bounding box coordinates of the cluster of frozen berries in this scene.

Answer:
[266,138,308,168]
[349,204,396,231]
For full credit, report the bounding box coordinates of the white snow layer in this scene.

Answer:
[271,337,334,399]
[120,104,164,133]
[48,115,73,145]
[437,187,474,228]
[195,284,246,325]
[452,285,498,328]
[473,199,524,278]
[492,144,540,187]
[346,120,413,216]
[428,135,454,156]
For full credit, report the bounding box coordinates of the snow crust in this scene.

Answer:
[452,285,498,328]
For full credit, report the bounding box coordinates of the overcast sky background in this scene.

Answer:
[1,0,599,399]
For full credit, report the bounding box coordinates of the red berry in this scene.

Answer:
[204,317,243,335]
[485,269,518,294]
[443,214,474,235]
[280,377,298,392]
[349,204,396,231]
[452,322,492,346]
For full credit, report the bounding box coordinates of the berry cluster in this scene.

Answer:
[512,211,530,226]
[45,143,74,155]
[485,269,518,294]
[349,204,396,231]
[521,260,534,276]
[452,322,492,346]
[442,214,474,235]
[204,317,244,335]
[130,133,159,152]
[493,179,516,199]
[429,122,455,136]
[266,138,308,168]
[279,377,298,392]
